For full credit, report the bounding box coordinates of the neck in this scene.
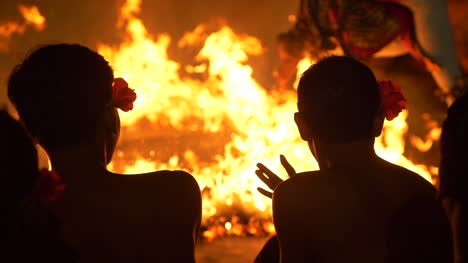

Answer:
[46,142,108,185]
[313,138,379,169]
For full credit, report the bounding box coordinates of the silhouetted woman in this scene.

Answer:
[255,56,453,262]
[0,110,77,262]
[8,44,202,263]
[440,93,468,263]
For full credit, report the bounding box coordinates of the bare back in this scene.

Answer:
[273,159,452,263]
[52,170,201,263]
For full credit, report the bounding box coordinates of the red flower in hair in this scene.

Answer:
[34,169,65,205]
[112,78,137,112]
[378,80,407,121]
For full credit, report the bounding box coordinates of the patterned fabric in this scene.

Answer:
[338,1,410,58]
[299,0,427,62]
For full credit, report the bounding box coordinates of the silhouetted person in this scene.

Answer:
[255,56,452,262]
[0,110,77,262]
[440,93,468,263]
[275,0,465,106]
[8,44,202,263]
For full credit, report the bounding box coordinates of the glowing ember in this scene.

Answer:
[100,0,437,239]
[0,5,45,51]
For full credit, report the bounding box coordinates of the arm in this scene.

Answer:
[440,161,468,263]
[443,198,468,263]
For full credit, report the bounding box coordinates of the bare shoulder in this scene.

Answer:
[272,172,328,233]
[273,172,323,207]
[275,171,332,195]
[115,170,202,214]
[125,170,200,192]
[382,161,437,196]
[155,170,200,190]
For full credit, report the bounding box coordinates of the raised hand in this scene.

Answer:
[255,155,297,199]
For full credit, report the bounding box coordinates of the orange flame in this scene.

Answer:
[0,5,45,51]
[410,113,442,153]
[18,5,46,31]
[101,0,437,238]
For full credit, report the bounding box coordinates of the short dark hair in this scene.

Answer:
[297,56,380,143]
[8,44,114,149]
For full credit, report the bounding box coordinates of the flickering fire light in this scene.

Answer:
[98,0,438,240]
[1,0,440,241]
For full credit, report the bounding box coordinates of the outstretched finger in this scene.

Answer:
[256,163,277,178]
[257,164,282,185]
[280,155,296,177]
[255,169,276,189]
[257,187,273,199]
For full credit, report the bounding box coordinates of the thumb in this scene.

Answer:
[280,155,296,177]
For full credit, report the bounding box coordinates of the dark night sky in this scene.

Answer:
[0,0,298,105]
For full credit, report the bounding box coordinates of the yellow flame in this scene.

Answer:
[0,5,45,51]
[294,56,315,89]
[101,0,436,234]
[18,5,46,31]
[375,111,433,183]
[410,114,442,153]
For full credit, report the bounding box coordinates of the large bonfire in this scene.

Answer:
[95,0,437,239]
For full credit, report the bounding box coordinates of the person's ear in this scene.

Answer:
[294,112,313,141]
[372,108,385,137]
